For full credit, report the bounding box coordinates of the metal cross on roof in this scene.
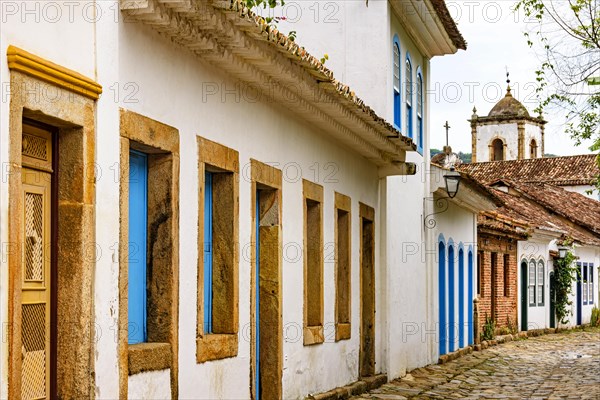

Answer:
[444,120,451,147]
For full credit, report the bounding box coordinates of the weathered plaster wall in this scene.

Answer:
[276,0,390,117]
[518,238,552,330]
[128,370,171,399]
[118,20,381,400]
[476,123,518,161]
[571,246,599,326]
[275,0,432,383]
[523,123,543,159]
[431,200,478,357]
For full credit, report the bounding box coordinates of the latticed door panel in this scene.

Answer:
[21,164,51,399]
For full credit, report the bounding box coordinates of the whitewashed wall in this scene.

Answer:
[0,4,98,397]
[0,6,389,399]
[120,21,383,399]
[278,0,433,382]
[517,238,552,330]
[475,123,518,161]
[276,0,390,118]
[570,245,599,326]
[518,239,600,331]
[523,123,543,159]
[429,199,477,358]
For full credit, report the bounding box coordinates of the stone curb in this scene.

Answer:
[306,374,387,400]
[438,325,589,364]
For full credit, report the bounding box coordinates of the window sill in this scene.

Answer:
[196,333,238,363]
[303,325,324,346]
[335,323,351,341]
[128,342,172,375]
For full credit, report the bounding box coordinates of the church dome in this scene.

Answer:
[488,88,530,118]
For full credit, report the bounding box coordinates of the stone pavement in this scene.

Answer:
[354,328,600,400]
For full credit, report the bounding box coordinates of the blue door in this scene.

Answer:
[467,250,474,345]
[255,190,261,399]
[438,241,446,356]
[204,171,213,333]
[458,248,464,349]
[128,150,148,344]
[577,263,582,325]
[448,245,455,352]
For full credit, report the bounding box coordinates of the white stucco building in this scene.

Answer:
[0,0,469,399]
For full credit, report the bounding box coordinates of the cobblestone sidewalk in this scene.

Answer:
[354,328,600,400]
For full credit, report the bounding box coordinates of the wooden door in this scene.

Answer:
[21,125,53,399]
[360,204,375,377]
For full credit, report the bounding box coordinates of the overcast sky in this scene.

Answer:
[430,1,594,156]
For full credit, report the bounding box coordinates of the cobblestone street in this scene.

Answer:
[355,329,600,400]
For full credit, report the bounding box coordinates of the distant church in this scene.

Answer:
[470,81,546,162]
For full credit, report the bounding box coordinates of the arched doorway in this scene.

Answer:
[492,138,504,161]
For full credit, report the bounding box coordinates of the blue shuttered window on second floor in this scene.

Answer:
[393,40,401,129]
[128,150,148,344]
[204,171,214,333]
[405,55,413,139]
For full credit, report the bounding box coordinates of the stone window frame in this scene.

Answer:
[118,109,180,399]
[334,192,352,341]
[250,159,283,400]
[303,179,325,346]
[489,137,507,161]
[6,45,100,399]
[529,139,538,159]
[196,136,239,363]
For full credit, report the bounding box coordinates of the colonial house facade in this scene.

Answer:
[459,89,600,336]
[0,0,468,399]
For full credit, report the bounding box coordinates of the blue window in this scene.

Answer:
[467,249,474,345]
[448,242,455,352]
[590,263,594,304]
[405,54,413,139]
[458,247,464,349]
[128,150,148,344]
[438,239,446,356]
[393,38,401,128]
[204,171,214,333]
[416,70,423,153]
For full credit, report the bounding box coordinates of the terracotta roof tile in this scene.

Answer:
[486,182,600,246]
[459,155,599,186]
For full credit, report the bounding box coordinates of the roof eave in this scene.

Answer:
[389,0,466,58]
[120,0,418,174]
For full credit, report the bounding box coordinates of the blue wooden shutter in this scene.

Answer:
[204,171,213,333]
[458,249,464,349]
[448,244,455,352]
[128,150,148,344]
[438,241,446,356]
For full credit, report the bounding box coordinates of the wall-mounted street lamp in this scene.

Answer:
[444,167,461,199]
[557,244,569,259]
